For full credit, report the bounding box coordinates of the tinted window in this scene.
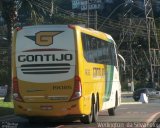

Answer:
[81,33,116,65]
[140,89,146,93]
[147,88,156,92]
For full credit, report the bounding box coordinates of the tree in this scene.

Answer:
[18,0,46,25]
[1,0,47,102]
[54,0,72,10]
[2,0,16,102]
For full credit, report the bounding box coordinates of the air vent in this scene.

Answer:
[21,63,70,74]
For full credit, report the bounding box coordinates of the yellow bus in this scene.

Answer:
[12,25,122,123]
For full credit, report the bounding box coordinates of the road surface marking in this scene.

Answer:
[146,112,160,123]
[121,102,142,104]
[119,108,128,109]
[55,125,65,128]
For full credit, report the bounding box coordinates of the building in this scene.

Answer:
[153,0,160,14]
[81,0,104,11]
[72,0,108,11]
[72,0,81,10]
[134,0,160,17]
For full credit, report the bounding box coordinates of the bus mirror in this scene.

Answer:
[118,54,126,71]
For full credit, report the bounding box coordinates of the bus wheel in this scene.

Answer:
[108,94,117,116]
[92,101,98,122]
[108,107,115,116]
[80,102,93,124]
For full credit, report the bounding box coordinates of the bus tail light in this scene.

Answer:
[13,77,23,102]
[16,27,22,31]
[68,24,75,29]
[70,76,82,101]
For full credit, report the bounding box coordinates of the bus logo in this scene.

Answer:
[26,31,63,46]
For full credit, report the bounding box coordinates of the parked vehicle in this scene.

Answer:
[0,85,7,97]
[133,88,159,101]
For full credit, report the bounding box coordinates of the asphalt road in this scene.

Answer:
[0,102,160,128]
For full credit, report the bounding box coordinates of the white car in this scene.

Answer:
[0,85,7,97]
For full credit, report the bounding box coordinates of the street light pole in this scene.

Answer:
[130,42,134,92]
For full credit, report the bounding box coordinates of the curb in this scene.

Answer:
[146,112,160,124]
[121,92,133,95]
[121,102,142,105]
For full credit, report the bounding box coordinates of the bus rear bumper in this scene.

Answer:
[13,99,84,117]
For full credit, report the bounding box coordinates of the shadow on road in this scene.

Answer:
[0,107,14,117]
[17,119,89,128]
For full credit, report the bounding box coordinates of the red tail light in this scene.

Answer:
[70,76,82,101]
[13,77,23,102]
[16,27,22,31]
[68,24,75,29]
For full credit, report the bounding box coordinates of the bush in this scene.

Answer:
[0,68,9,84]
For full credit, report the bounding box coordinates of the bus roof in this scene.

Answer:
[73,25,115,44]
[20,25,115,44]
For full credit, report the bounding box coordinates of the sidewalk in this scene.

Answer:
[121,91,133,99]
[121,102,142,104]
[121,91,133,95]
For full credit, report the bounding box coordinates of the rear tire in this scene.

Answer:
[108,107,115,116]
[80,102,93,124]
[108,93,118,116]
[92,101,98,122]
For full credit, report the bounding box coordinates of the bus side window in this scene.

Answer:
[81,32,116,66]
[90,37,95,61]
[82,33,94,62]
[82,33,89,61]
[105,42,110,65]
[102,41,108,64]
[111,44,117,66]
[95,40,103,64]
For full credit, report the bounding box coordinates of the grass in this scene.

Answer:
[121,92,135,103]
[0,99,14,117]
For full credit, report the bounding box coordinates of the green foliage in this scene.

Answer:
[0,67,9,85]
[18,0,45,25]
[52,14,84,24]
[17,0,80,25]
[0,49,9,84]
[0,100,13,108]
[54,0,72,10]
[0,100,13,116]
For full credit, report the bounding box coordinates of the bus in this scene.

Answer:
[12,25,123,124]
